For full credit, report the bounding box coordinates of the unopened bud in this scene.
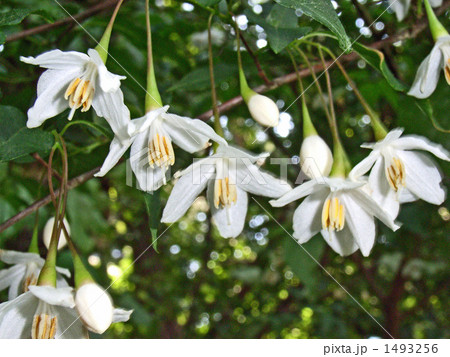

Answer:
[300,135,333,179]
[75,283,114,334]
[247,94,279,127]
[43,217,70,250]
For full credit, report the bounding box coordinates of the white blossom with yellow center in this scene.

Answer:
[350,128,450,219]
[408,35,450,99]
[270,177,400,257]
[95,105,227,192]
[0,249,70,300]
[162,145,291,238]
[20,48,127,131]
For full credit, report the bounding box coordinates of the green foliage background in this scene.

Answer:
[0,0,449,338]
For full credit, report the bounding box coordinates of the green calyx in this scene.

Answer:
[302,99,318,138]
[72,251,95,288]
[424,0,448,41]
[37,217,61,287]
[239,67,256,104]
[329,140,351,178]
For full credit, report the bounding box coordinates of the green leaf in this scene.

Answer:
[353,42,407,92]
[0,8,53,27]
[415,99,450,133]
[284,235,325,290]
[274,0,352,52]
[0,31,5,45]
[0,105,54,162]
[195,0,222,6]
[144,190,161,252]
[245,8,311,54]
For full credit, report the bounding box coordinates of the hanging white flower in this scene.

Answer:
[95,105,227,192]
[247,93,280,127]
[42,217,70,251]
[20,48,127,130]
[299,135,333,179]
[270,177,400,257]
[161,145,291,238]
[0,250,70,300]
[349,128,450,219]
[408,35,450,98]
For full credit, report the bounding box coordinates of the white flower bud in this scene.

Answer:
[75,283,114,334]
[300,135,333,179]
[247,94,279,127]
[43,217,70,250]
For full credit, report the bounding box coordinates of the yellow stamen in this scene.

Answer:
[148,134,175,168]
[64,78,95,120]
[386,157,405,192]
[445,59,450,85]
[32,314,57,339]
[23,274,37,293]
[214,177,237,209]
[322,197,345,231]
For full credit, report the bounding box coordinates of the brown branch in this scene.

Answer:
[197,3,450,121]
[239,32,271,85]
[5,0,124,43]
[0,166,100,233]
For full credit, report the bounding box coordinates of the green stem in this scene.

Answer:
[28,211,40,254]
[234,17,254,103]
[424,0,448,41]
[145,0,163,112]
[60,120,112,139]
[95,0,125,63]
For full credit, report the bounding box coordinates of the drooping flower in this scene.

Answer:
[43,217,70,251]
[20,49,127,130]
[300,135,333,180]
[246,93,280,127]
[96,105,227,192]
[161,145,291,238]
[388,0,442,22]
[0,250,70,300]
[270,177,400,257]
[349,128,450,219]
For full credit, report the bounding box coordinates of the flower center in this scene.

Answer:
[322,196,345,232]
[213,177,237,209]
[64,62,97,120]
[32,302,57,339]
[445,58,450,85]
[148,133,175,169]
[23,262,39,293]
[385,157,405,192]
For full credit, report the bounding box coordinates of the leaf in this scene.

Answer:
[144,190,161,252]
[0,105,54,162]
[274,0,352,52]
[195,0,222,6]
[245,8,311,54]
[352,42,407,92]
[415,99,450,133]
[0,8,53,27]
[284,235,325,291]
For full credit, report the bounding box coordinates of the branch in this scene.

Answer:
[0,166,100,233]
[5,0,124,43]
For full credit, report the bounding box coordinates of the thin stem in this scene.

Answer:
[233,16,253,102]
[239,32,270,85]
[60,120,112,139]
[96,0,125,63]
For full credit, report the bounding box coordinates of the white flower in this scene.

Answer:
[247,94,279,127]
[75,283,114,334]
[270,177,400,257]
[0,285,87,338]
[161,145,291,238]
[42,217,70,250]
[20,48,127,129]
[350,128,450,218]
[0,250,70,300]
[408,35,450,98]
[95,105,227,192]
[299,135,333,179]
[388,0,442,22]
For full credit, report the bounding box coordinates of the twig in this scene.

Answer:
[32,153,62,180]
[5,0,124,43]
[239,32,271,85]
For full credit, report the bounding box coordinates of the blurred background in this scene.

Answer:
[0,0,449,338]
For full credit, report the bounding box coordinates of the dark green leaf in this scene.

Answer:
[415,99,450,133]
[144,190,161,252]
[0,105,54,162]
[274,0,352,52]
[195,0,222,6]
[0,8,53,27]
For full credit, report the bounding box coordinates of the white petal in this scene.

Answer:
[26,68,80,128]
[321,226,359,257]
[161,160,215,223]
[236,164,291,198]
[0,250,43,265]
[207,182,248,238]
[0,292,37,338]
[163,114,227,153]
[292,190,328,243]
[28,286,75,308]
[394,135,450,161]
[20,49,88,70]
[389,0,410,21]
[216,145,267,163]
[341,194,376,257]
[95,137,132,177]
[368,157,400,219]
[92,88,131,139]
[87,49,125,93]
[0,265,25,296]
[54,305,88,339]
[112,308,133,323]
[400,151,446,205]
[129,132,165,192]
[408,46,443,99]
[270,180,324,207]
[398,188,419,203]
[55,266,71,278]
[349,150,380,180]
[129,107,168,137]
[429,0,443,7]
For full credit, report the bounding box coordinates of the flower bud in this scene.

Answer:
[247,94,279,127]
[75,283,114,334]
[300,135,333,179]
[43,217,70,250]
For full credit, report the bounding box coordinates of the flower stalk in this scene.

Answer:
[424,0,448,41]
